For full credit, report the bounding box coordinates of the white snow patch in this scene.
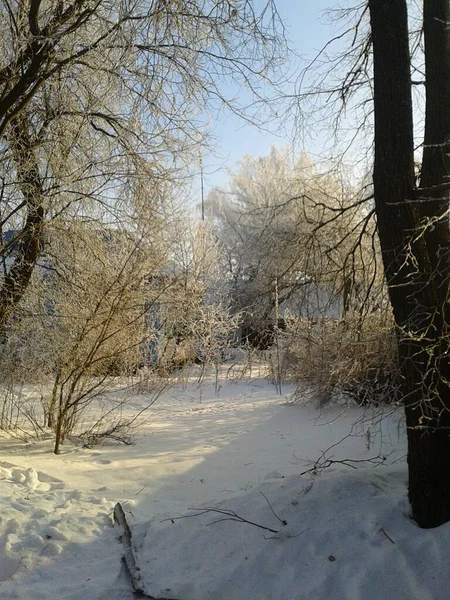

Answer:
[0,371,437,600]
[136,467,449,600]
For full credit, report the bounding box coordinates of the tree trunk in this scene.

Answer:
[369,0,450,528]
[406,0,450,528]
[0,116,44,334]
[54,405,64,455]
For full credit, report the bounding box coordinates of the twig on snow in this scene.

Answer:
[380,527,395,544]
[162,507,279,534]
[260,491,287,526]
[299,455,387,477]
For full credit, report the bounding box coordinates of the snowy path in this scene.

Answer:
[0,376,409,599]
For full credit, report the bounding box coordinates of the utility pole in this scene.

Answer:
[200,153,205,221]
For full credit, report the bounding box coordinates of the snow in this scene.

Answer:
[138,469,450,600]
[0,369,447,600]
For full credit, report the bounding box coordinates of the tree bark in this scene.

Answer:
[369,0,450,528]
[406,0,450,529]
[0,116,44,334]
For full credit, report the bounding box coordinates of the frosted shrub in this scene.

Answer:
[284,311,400,406]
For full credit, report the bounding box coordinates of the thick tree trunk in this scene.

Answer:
[0,116,44,334]
[406,0,450,528]
[369,0,450,528]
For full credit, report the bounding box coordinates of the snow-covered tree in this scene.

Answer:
[208,146,377,346]
[0,0,287,335]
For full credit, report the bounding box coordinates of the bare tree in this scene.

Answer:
[1,214,169,452]
[368,0,450,528]
[0,196,241,450]
[296,0,450,528]
[0,0,287,334]
[158,218,238,376]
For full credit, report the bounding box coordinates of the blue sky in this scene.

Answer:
[199,0,345,195]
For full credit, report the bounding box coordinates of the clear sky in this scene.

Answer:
[199,0,346,196]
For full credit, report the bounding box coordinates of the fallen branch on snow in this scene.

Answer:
[299,455,387,477]
[114,502,179,600]
[162,506,280,534]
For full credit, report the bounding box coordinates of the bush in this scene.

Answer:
[282,310,400,407]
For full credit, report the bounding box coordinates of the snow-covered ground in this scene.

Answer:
[1,368,448,600]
